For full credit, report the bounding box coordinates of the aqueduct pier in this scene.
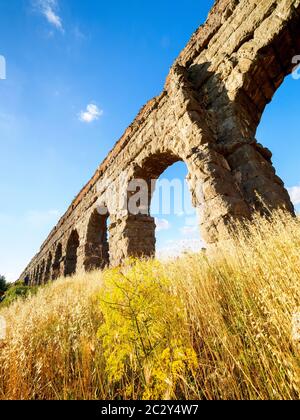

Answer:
[21,0,299,285]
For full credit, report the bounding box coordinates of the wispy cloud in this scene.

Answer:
[288,185,300,206]
[79,104,103,123]
[157,238,205,260]
[155,218,171,232]
[34,0,63,31]
[73,26,87,41]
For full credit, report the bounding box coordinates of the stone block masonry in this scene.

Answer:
[21,0,299,285]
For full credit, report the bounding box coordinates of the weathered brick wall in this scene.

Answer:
[21,0,299,284]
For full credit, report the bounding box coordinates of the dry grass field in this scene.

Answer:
[1,211,300,400]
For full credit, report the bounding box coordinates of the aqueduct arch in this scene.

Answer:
[64,230,80,277]
[44,253,52,283]
[39,260,45,285]
[52,243,62,280]
[35,265,40,285]
[20,0,299,284]
[84,208,110,271]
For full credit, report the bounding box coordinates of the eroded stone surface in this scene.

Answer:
[20,0,298,284]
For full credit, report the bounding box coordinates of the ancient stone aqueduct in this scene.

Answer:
[21,0,299,285]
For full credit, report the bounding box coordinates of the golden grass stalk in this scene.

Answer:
[0,211,300,400]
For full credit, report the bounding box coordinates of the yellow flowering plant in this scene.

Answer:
[98,259,198,399]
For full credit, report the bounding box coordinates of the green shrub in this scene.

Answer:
[1,282,38,307]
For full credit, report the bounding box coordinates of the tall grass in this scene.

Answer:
[1,211,300,400]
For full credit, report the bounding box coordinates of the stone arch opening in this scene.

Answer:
[24,274,30,286]
[35,265,40,285]
[130,152,181,215]
[256,72,299,213]
[124,151,202,260]
[233,11,300,140]
[212,11,300,216]
[52,243,62,280]
[32,268,36,285]
[44,252,52,283]
[151,161,203,259]
[84,208,110,271]
[64,230,80,277]
[39,260,45,284]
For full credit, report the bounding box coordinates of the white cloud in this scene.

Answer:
[34,0,63,31]
[79,104,103,123]
[157,238,205,261]
[288,185,300,206]
[155,218,171,232]
[44,7,62,29]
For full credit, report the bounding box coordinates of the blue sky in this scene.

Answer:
[0,0,299,281]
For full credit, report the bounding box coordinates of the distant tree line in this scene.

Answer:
[0,274,38,307]
[0,275,8,294]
